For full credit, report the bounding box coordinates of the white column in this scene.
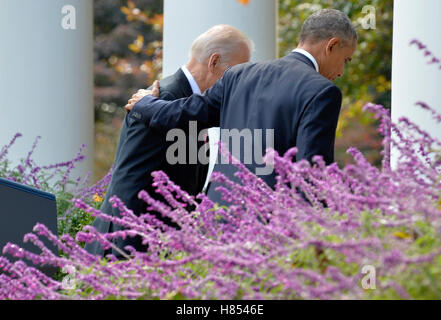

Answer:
[163,0,277,189]
[392,0,441,159]
[0,0,94,181]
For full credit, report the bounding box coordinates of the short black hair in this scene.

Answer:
[299,9,357,47]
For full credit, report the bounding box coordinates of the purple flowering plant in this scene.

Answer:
[1,42,441,299]
[0,101,441,300]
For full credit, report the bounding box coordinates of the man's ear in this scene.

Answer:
[326,37,340,56]
[208,53,221,72]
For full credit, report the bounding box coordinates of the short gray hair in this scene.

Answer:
[299,9,357,47]
[190,25,254,66]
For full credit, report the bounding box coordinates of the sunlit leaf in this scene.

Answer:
[237,0,251,5]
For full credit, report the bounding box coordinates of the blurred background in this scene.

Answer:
[93,0,393,181]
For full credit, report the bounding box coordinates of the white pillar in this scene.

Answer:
[392,0,441,159]
[0,0,94,181]
[163,0,277,189]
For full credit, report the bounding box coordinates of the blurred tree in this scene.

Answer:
[93,0,163,180]
[94,0,163,115]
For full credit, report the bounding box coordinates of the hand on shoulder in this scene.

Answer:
[125,80,160,112]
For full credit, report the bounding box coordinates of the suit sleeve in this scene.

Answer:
[295,85,342,165]
[130,74,225,132]
[159,90,178,101]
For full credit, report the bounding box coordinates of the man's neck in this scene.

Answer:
[295,44,321,72]
[185,59,208,93]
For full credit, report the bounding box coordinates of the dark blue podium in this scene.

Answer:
[0,177,58,276]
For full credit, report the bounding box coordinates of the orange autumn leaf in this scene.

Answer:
[148,14,164,28]
[128,35,144,54]
[237,0,251,5]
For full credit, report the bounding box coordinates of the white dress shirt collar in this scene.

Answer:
[181,65,202,95]
[292,48,319,73]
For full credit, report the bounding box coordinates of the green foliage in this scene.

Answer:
[57,191,98,240]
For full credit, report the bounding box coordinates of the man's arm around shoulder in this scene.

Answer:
[130,73,228,131]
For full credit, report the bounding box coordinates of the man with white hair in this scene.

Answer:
[85,25,252,258]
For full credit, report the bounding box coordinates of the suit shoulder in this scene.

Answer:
[158,75,180,99]
[230,59,284,73]
[302,70,342,96]
[318,80,342,99]
[225,61,260,77]
[158,73,177,90]
[144,76,178,101]
[156,70,192,99]
[223,60,282,84]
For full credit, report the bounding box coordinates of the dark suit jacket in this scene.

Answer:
[131,52,342,205]
[85,68,209,257]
